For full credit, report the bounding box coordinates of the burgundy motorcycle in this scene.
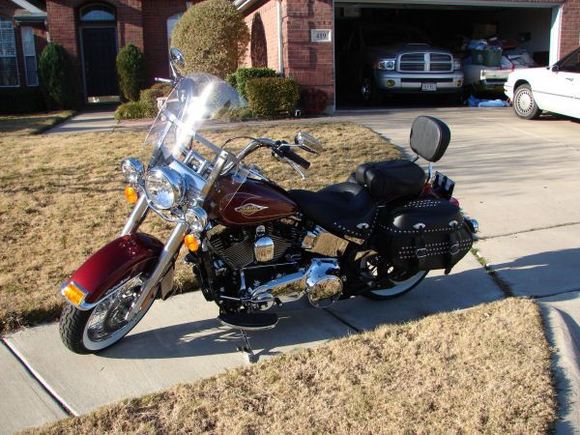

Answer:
[59,52,478,361]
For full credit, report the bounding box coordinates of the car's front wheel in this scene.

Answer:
[513,84,541,120]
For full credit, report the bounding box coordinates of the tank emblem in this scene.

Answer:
[235,203,268,216]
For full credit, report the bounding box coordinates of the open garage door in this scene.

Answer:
[334,1,561,108]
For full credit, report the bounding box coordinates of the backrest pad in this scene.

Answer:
[409,116,451,162]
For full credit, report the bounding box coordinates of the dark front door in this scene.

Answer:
[81,27,118,97]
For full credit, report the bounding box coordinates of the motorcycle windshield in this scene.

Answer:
[144,73,245,169]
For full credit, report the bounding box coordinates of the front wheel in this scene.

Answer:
[513,84,541,120]
[59,273,154,354]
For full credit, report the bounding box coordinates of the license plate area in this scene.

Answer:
[421,83,437,91]
[433,171,455,199]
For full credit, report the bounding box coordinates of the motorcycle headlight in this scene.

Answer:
[121,158,144,184]
[185,206,208,233]
[144,167,185,210]
[377,59,396,71]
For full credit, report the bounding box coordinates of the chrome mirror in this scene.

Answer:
[169,48,185,68]
[294,131,323,154]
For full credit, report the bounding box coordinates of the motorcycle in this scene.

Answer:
[59,49,478,361]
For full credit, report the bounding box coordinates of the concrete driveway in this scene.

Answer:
[1,107,578,433]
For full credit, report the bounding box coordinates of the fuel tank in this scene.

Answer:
[206,176,298,226]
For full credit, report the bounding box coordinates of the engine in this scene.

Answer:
[207,220,304,270]
[204,220,343,308]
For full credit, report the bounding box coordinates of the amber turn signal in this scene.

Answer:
[184,234,200,252]
[124,186,139,204]
[62,282,86,306]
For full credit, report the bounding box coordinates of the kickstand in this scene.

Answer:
[236,329,258,364]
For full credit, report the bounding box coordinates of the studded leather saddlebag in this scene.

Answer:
[380,199,473,273]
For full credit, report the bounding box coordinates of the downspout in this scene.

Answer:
[277,0,284,76]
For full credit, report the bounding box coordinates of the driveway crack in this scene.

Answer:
[1,338,77,417]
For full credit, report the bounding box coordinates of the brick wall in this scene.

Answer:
[560,0,580,55]
[284,0,334,110]
[242,0,281,71]
[142,0,188,85]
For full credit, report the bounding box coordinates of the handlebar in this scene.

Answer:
[277,144,311,170]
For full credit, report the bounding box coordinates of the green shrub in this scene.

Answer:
[115,83,172,120]
[228,67,277,99]
[172,0,250,78]
[245,77,299,119]
[114,101,147,120]
[225,72,237,90]
[116,44,146,101]
[139,83,171,109]
[38,43,77,109]
[217,106,256,122]
[0,88,46,114]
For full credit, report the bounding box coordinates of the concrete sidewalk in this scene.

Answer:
[45,108,153,134]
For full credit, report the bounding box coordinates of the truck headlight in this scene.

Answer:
[453,58,462,71]
[144,167,185,210]
[121,158,144,184]
[377,59,396,71]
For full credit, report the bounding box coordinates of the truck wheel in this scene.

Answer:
[513,84,541,120]
[360,77,380,105]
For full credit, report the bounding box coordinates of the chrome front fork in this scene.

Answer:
[121,195,149,236]
[121,196,188,318]
[127,221,188,318]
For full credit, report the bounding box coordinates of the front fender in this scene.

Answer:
[67,233,164,307]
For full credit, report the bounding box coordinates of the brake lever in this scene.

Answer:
[284,157,306,180]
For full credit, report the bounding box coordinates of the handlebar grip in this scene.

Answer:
[283,148,311,170]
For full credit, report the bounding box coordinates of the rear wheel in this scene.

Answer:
[59,273,154,354]
[357,252,427,300]
[513,84,541,120]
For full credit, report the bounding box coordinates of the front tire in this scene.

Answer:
[513,84,541,120]
[59,273,154,354]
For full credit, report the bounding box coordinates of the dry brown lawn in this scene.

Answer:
[28,298,556,434]
[0,122,399,332]
[0,111,75,136]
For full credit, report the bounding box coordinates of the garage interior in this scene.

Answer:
[334,2,555,108]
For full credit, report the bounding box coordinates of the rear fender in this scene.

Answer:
[64,233,165,309]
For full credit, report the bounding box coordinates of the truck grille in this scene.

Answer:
[399,52,453,73]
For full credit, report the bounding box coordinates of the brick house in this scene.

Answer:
[0,0,578,111]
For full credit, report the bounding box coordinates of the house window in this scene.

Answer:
[80,4,116,22]
[21,27,38,86]
[0,16,19,87]
[166,13,183,47]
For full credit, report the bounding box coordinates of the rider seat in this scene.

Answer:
[354,159,426,202]
[288,182,377,240]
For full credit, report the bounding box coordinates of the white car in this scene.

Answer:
[504,47,579,120]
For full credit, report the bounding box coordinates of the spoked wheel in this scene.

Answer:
[59,273,155,354]
[358,252,428,300]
